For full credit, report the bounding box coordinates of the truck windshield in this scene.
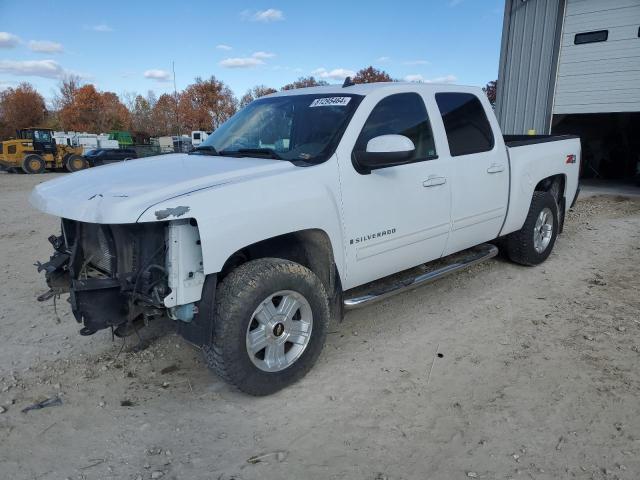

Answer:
[197,93,363,163]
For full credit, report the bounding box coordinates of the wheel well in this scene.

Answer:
[534,174,565,202]
[220,229,339,296]
[534,174,566,231]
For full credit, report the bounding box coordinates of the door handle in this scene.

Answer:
[487,164,505,174]
[423,176,446,187]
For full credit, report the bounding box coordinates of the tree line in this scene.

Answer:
[0,66,496,141]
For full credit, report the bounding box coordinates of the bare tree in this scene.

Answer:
[483,80,497,107]
[281,76,328,91]
[240,85,277,108]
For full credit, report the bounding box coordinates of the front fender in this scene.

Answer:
[136,160,347,282]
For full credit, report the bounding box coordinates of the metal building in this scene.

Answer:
[496,0,640,180]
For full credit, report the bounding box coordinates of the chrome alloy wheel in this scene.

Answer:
[533,207,553,253]
[246,290,313,372]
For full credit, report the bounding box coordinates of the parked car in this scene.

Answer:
[31,82,580,395]
[84,148,137,166]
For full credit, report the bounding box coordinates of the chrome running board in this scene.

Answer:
[343,243,498,310]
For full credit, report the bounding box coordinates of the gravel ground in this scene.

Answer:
[1,172,640,480]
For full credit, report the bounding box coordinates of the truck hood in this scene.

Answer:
[30,153,294,223]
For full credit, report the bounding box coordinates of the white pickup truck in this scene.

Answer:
[31,81,580,395]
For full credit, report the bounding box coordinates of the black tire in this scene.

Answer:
[21,154,46,174]
[505,191,559,266]
[65,154,88,172]
[202,258,329,395]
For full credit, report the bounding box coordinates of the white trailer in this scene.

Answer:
[191,131,210,147]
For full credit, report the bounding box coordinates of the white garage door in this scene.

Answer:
[553,0,640,114]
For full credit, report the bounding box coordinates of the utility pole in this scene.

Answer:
[172,61,182,149]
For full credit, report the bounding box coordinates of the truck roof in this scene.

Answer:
[271,81,483,98]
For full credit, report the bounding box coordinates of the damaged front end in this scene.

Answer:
[36,218,207,341]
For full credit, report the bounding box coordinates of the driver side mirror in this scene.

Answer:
[352,134,415,174]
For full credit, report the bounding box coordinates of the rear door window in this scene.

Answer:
[435,92,494,157]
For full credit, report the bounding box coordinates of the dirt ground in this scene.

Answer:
[1,172,640,480]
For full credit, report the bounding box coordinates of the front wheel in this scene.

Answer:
[202,258,329,395]
[505,191,559,266]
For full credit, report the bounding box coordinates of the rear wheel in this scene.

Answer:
[505,191,559,266]
[65,154,88,172]
[22,154,46,174]
[202,258,329,395]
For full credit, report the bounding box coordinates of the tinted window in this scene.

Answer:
[435,93,494,156]
[574,30,608,45]
[354,93,436,162]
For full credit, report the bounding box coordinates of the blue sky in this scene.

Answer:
[0,0,504,103]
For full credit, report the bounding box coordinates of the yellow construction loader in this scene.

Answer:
[0,128,87,174]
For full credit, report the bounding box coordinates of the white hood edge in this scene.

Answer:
[29,153,293,224]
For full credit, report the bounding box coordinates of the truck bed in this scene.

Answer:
[503,134,579,148]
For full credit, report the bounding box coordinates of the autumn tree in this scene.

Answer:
[150,93,180,136]
[483,80,497,106]
[240,85,277,108]
[352,66,394,84]
[58,84,131,132]
[130,94,154,134]
[58,84,102,131]
[0,83,47,139]
[281,76,328,91]
[100,91,131,131]
[53,75,82,111]
[179,76,237,131]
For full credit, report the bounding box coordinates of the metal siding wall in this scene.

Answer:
[496,0,564,134]
[553,0,640,114]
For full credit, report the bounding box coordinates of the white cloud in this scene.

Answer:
[425,74,458,84]
[403,60,430,66]
[144,69,171,81]
[0,59,66,79]
[0,32,21,48]
[29,40,64,53]
[312,67,356,80]
[404,74,425,82]
[376,56,391,63]
[216,44,233,51]
[86,24,113,32]
[219,57,264,68]
[242,8,284,22]
[252,51,276,59]
[404,73,458,84]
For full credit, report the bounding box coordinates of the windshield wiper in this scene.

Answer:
[189,145,218,155]
[220,148,283,160]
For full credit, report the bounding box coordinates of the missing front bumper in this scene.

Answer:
[37,220,168,334]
